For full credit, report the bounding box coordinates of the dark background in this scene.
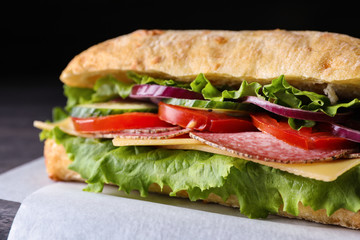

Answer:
[2,2,360,85]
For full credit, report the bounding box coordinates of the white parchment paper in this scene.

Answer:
[3,158,360,239]
[0,157,53,202]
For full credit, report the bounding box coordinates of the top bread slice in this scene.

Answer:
[60,29,360,99]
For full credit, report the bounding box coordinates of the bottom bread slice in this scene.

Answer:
[44,139,360,230]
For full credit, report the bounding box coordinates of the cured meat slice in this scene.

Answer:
[189,132,356,163]
[119,126,181,134]
[96,128,191,139]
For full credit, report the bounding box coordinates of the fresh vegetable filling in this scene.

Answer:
[39,71,360,218]
[60,71,360,148]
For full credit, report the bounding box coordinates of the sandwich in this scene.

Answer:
[34,29,360,229]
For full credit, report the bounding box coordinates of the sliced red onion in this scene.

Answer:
[149,97,162,104]
[130,84,204,100]
[243,96,351,123]
[330,122,360,143]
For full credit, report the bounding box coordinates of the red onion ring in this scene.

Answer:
[130,84,204,100]
[330,122,360,143]
[243,96,352,123]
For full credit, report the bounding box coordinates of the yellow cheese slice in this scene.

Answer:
[164,144,360,182]
[34,118,360,182]
[112,138,201,146]
[33,118,94,138]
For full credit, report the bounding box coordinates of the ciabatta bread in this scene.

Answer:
[60,29,360,99]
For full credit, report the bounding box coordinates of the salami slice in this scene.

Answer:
[189,132,356,163]
[119,126,181,134]
[95,128,191,139]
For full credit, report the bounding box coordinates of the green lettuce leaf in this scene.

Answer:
[190,73,223,100]
[127,71,190,88]
[91,75,134,102]
[52,107,69,122]
[64,85,95,111]
[47,128,234,197]
[190,73,262,101]
[221,81,263,100]
[43,128,360,219]
[263,75,331,109]
[63,75,134,111]
[287,118,316,130]
[325,98,360,116]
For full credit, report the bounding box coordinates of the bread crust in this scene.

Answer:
[44,139,82,181]
[60,29,360,99]
[44,139,360,229]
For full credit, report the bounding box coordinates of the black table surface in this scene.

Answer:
[0,76,65,239]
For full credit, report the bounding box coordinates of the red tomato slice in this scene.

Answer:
[72,112,172,133]
[158,102,256,133]
[250,113,354,150]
